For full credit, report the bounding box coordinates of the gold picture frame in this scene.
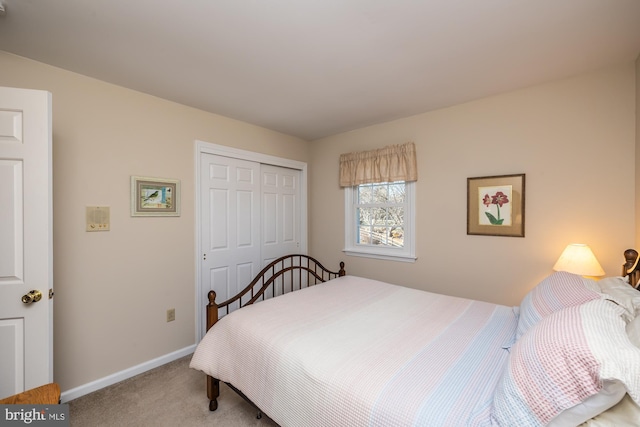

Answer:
[131,176,180,217]
[467,174,525,237]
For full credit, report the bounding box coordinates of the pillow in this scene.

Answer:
[627,315,640,347]
[491,299,640,427]
[516,271,603,339]
[597,276,640,320]
[548,381,627,426]
[581,277,603,293]
[581,393,640,426]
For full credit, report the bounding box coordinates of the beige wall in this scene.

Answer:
[1,50,637,395]
[636,55,640,248]
[0,51,309,392]
[310,63,637,306]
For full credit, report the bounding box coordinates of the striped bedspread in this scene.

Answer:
[190,275,517,427]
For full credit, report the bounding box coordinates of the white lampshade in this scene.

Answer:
[552,244,605,277]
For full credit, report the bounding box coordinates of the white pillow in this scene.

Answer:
[492,299,640,427]
[581,394,640,426]
[627,315,640,347]
[598,276,640,320]
[548,381,626,426]
[578,277,636,321]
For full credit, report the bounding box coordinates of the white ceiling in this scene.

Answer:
[0,1,639,141]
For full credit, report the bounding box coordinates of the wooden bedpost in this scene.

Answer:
[206,290,218,331]
[207,377,220,411]
[339,261,346,277]
[206,290,220,411]
[623,249,640,289]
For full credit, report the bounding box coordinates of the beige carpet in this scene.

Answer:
[67,356,279,427]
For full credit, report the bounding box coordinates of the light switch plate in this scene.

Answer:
[86,206,110,231]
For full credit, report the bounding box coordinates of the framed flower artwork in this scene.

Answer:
[467,174,525,237]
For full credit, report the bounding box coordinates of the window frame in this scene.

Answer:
[343,181,416,262]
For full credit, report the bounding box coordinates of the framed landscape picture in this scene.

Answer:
[467,174,525,237]
[131,176,180,217]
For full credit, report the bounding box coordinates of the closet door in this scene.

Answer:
[261,164,301,264]
[260,164,302,297]
[199,153,303,329]
[200,154,261,315]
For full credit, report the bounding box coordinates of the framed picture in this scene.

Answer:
[467,173,525,237]
[130,176,180,217]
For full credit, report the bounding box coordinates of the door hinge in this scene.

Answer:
[49,289,54,299]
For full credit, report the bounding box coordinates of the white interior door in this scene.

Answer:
[0,87,53,398]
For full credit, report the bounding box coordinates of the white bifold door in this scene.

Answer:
[199,153,301,335]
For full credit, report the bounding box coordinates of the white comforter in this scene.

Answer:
[190,275,517,427]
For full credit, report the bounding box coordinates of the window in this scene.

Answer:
[344,180,416,262]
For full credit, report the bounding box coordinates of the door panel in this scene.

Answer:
[210,188,228,249]
[0,87,53,399]
[0,319,24,394]
[0,160,23,281]
[237,190,254,246]
[261,164,300,264]
[260,165,301,297]
[0,109,23,142]
[201,154,261,328]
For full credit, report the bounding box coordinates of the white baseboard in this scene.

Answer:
[60,345,196,403]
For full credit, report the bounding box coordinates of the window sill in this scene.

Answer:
[342,249,417,263]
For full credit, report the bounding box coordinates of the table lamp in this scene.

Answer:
[552,243,605,278]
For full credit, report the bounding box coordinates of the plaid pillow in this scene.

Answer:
[516,271,602,340]
[492,299,640,426]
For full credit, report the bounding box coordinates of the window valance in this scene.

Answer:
[339,142,418,187]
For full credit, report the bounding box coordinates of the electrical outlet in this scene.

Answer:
[166,308,175,322]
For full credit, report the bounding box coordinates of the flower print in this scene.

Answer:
[484,191,510,225]
[491,191,509,208]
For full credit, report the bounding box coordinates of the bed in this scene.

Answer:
[190,252,640,426]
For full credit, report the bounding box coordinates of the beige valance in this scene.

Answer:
[339,142,417,187]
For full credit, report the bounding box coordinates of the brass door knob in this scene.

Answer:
[21,290,42,304]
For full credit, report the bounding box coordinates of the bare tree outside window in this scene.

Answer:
[356,182,406,248]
